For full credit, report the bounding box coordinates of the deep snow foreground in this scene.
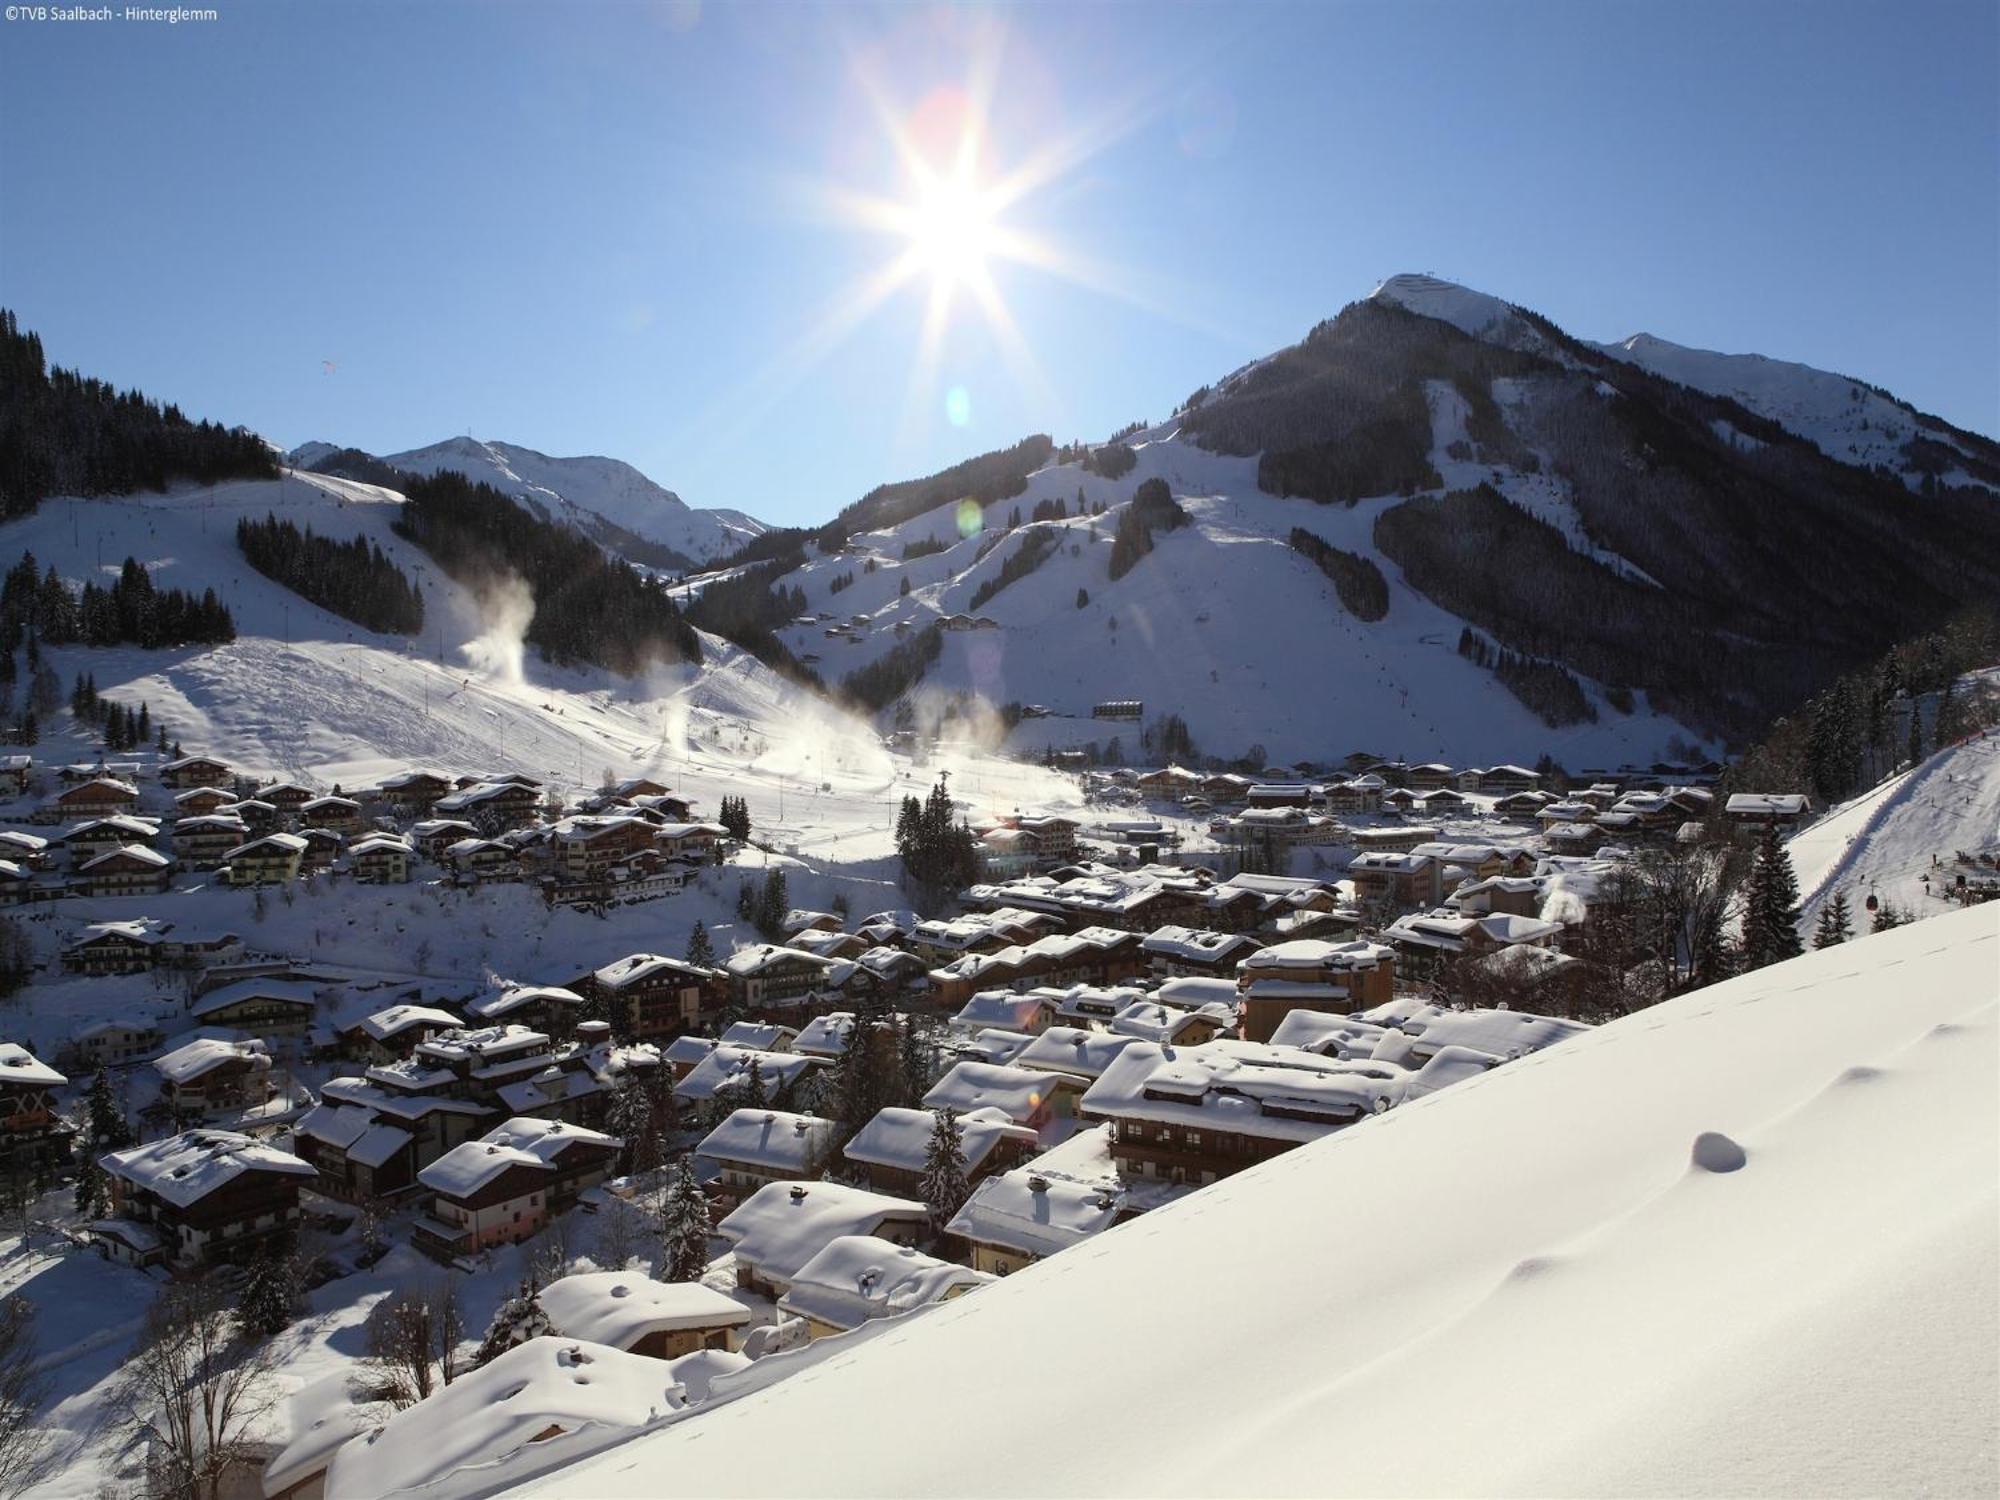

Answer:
[533,906,2000,1499]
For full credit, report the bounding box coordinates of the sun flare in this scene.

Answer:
[907,173,998,290]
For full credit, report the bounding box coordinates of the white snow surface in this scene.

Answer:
[759,426,1701,767]
[376,436,768,564]
[530,905,2000,1499]
[3,474,1073,852]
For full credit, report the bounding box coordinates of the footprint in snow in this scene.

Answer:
[1689,1131,1747,1174]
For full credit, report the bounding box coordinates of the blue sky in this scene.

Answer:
[3,0,1994,526]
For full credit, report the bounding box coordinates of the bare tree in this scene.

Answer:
[124,1282,277,1500]
[0,1296,52,1499]
[358,1280,464,1410]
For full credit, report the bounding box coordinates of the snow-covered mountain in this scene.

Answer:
[0,473,1060,833]
[527,904,2000,1499]
[1594,330,1998,492]
[285,436,768,570]
[1371,272,1999,494]
[735,272,2000,765]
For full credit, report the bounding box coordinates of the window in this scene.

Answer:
[1186,1132,1202,1147]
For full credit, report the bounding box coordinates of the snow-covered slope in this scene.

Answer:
[1367,271,1996,494]
[534,905,2000,1499]
[374,437,766,566]
[3,475,1066,844]
[1595,331,1997,493]
[1367,272,1554,355]
[764,429,1700,767]
[1788,720,2000,933]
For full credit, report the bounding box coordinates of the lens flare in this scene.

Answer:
[955,498,982,538]
[944,385,972,426]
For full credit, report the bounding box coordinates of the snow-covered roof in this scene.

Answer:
[79,842,169,871]
[471,985,586,1021]
[676,1046,822,1104]
[842,1106,1035,1176]
[1383,1004,1590,1064]
[540,1273,752,1349]
[1079,1041,1395,1144]
[354,1003,461,1040]
[0,1043,64,1088]
[153,1036,269,1084]
[1267,1010,1392,1057]
[697,1109,837,1174]
[101,1129,313,1206]
[715,1179,928,1285]
[1011,1027,1142,1082]
[1236,938,1394,975]
[1138,925,1257,961]
[778,1236,990,1332]
[1726,792,1810,816]
[720,943,834,978]
[189,977,318,1017]
[593,953,706,990]
[793,1012,857,1057]
[419,1117,618,1197]
[661,1034,719,1068]
[921,1061,1057,1123]
[958,1028,1035,1065]
[718,1021,796,1051]
[945,1167,1122,1259]
[950,991,1051,1032]
[322,1338,697,1500]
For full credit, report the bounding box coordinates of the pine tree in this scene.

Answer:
[737,1056,769,1111]
[1871,900,1906,933]
[607,1073,662,1176]
[236,1240,300,1339]
[656,1155,712,1283]
[473,1280,553,1366]
[1742,824,1804,970]
[833,995,892,1144]
[1907,705,1925,767]
[1812,891,1852,949]
[85,1069,132,1150]
[897,1012,934,1103]
[755,867,788,938]
[918,1106,970,1231]
[1934,674,1960,746]
[684,919,715,969]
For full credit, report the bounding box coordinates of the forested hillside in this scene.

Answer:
[393,470,701,675]
[0,309,276,519]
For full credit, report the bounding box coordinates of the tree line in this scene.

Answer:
[237,512,425,636]
[392,469,701,675]
[1288,528,1389,621]
[1108,477,1190,581]
[0,309,277,521]
[0,551,234,648]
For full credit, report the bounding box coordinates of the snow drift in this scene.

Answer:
[530,904,2000,1499]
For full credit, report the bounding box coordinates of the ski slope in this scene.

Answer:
[765,428,1703,768]
[532,905,2000,1499]
[2,475,1073,840]
[1788,724,2000,932]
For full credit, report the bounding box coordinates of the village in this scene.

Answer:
[2,710,1994,1500]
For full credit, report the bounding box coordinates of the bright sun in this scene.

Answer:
[907,174,997,288]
